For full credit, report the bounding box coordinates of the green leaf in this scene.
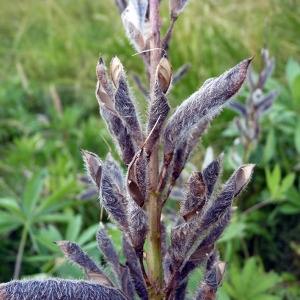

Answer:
[0,223,21,235]
[0,197,24,219]
[294,118,300,154]
[280,173,295,193]
[286,57,300,89]
[285,187,300,205]
[218,221,246,243]
[228,262,244,297]
[248,270,279,296]
[291,74,300,105]
[265,164,281,198]
[242,257,256,292]
[278,203,300,214]
[0,210,23,226]
[66,215,82,241]
[263,129,276,163]
[33,213,72,223]
[23,169,47,217]
[36,179,76,215]
[35,227,63,252]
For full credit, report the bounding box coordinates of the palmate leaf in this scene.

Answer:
[23,169,47,217]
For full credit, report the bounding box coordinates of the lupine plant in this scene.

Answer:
[228,48,280,166]
[0,0,256,299]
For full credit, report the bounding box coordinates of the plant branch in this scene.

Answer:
[149,0,161,92]
[162,15,178,49]
[13,224,28,279]
[239,198,273,218]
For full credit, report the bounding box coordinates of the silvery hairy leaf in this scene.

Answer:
[0,279,127,300]
[122,235,148,300]
[127,148,147,207]
[195,261,227,300]
[122,18,146,53]
[115,0,128,14]
[105,153,125,194]
[170,164,254,269]
[179,171,207,222]
[97,223,135,300]
[97,223,121,277]
[260,57,275,88]
[145,57,172,155]
[163,58,252,161]
[189,207,236,262]
[247,63,256,92]
[201,164,255,230]
[127,202,148,251]
[54,241,114,287]
[229,100,247,117]
[125,0,148,31]
[202,153,223,200]
[100,160,129,229]
[172,120,209,182]
[169,0,191,17]
[255,89,280,116]
[111,56,144,147]
[96,57,116,102]
[96,59,136,165]
[81,150,103,190]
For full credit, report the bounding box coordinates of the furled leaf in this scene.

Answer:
[145,58,171,154]
[179,171,207,222]
[127,149,147,207]
[163,58,252,161]
[169,0,191,17]
[55,241,114,287]
[81,150,103,190]
[111,56,144,147]
[0,279,127,300]
[122,236,148,300]
[100,161,129,229]
[202,153,223,200]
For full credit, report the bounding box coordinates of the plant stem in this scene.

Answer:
[147,1,164,299]
[147,191,163,298]
[13,224,28,279]
[149,0,161,92]
[239,198,273,217]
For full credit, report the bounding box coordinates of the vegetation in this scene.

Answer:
[0,0,300,299]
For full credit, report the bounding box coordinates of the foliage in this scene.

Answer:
[223,256,281,300]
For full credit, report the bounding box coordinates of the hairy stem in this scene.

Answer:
[147,1,163,298]
[13,224,28,279]
[147,191,163,298]
[149,0,161,92]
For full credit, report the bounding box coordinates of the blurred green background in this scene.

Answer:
[0,0,300,299]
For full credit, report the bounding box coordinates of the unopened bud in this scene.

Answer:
[156,56,172,94]
[110,56,123,88]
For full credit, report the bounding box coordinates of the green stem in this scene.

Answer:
[13,224,28,279]
[147,191,163,299]
[146,1,164,299]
